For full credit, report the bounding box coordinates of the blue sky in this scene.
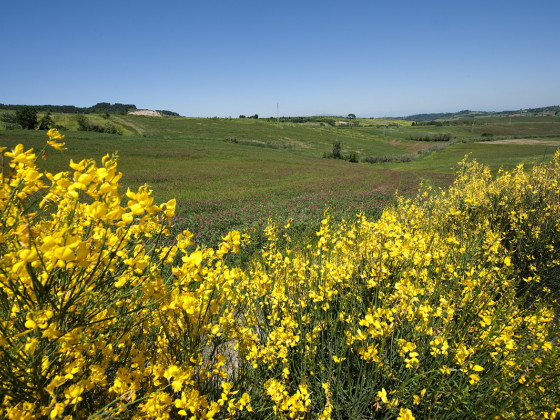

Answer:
[2,0,559,117]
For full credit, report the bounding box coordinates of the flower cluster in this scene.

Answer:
[1,133,560,419]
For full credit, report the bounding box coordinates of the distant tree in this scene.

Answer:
[347,113,356,119]
[239,115,246,119]
[332,140,343,159]
[76,115,89,131]
[38,111,55,130]
[157,110,180,117]
[16,106,38,129]
[249,114,259,119]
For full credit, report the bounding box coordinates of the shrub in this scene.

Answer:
[38,111,55,130]
[407,133,451,142]
[332,140,343,159]
[76,115,120,134]
[15,106,37,129]
[0,112,20,129]
[76,114,89,131]
[1,131,559,419]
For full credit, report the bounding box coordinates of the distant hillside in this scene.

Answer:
[398,105,560,122]
[0,102,180,116]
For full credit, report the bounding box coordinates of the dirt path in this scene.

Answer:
[111,116,146,136]
[481,139,560,145]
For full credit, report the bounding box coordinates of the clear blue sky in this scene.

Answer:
[2,0,559,117]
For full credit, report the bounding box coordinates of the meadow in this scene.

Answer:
[1,115,560,419]
[1,112,559,248]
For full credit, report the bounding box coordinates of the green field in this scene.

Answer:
[1,111,559,246]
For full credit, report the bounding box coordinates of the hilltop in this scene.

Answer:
[0,102,180,117]
[397,105,560,122]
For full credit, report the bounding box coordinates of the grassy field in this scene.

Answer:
[1,112,559,246]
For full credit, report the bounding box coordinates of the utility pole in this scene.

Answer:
[383,120,386,137]
[277,103,279,128]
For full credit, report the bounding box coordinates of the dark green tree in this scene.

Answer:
[38,111,55,130]
[76,115,89,131]
[332,140,343,159]
[15,106,38,129]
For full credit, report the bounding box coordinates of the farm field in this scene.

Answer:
[1,113,559,246]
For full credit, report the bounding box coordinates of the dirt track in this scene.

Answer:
[482,139,560,145]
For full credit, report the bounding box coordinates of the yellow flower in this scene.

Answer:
[46,128,66,150]
[398,408,415,420]
[47,128,65,140]
[377,388,388,404]
[47,139,66,151]
[469,373,481,385]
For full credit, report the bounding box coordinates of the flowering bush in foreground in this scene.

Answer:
[1,131,559,419]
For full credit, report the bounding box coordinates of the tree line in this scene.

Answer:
[0,102,138,114]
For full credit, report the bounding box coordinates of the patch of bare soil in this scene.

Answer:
[482,139,560,145]
[128,110,163,117]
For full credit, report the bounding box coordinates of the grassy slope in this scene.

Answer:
[0,127,431,202]
[1,113,559,245]
[2,114,560,197]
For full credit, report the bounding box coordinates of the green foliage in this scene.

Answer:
[332,140,343,159]
[38,111,55,130]
[76,115,119,134]
[0,102,141,115]
[89,102,136,114]
[0,112,20,129]
[278,116,337,126]
[15,106,37,129]
[322,140,346,160]
[407,133,452,141]
[156,109,180,117]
